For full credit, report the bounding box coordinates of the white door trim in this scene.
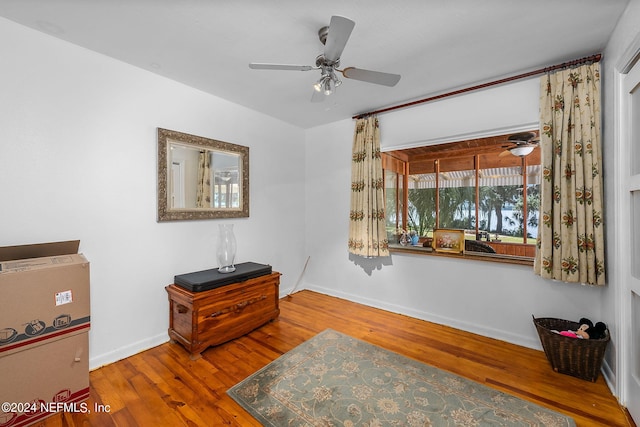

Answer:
[614,36,640,422]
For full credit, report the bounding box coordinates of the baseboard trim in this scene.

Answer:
[88,286,306,370]
[624,407,639,427]
[601,357,617,397]
[305,284,541,350]
[89,332,169,370]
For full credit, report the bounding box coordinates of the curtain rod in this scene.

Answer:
[353,53,602,120]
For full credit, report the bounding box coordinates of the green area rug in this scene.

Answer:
[228,329,575,426]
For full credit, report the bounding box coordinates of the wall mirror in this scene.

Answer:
[157,128,249,221]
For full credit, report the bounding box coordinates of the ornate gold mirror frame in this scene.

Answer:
[157,128,249,221]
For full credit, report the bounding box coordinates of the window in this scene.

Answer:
[383,153,406,242]
[384,132,540,260]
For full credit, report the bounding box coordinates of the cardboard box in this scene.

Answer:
[0,241,90,427]
[0,241,90,357]
[0,333,90,427]
[0,240,82,263]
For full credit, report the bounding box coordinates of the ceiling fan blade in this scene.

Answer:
[311,89,325,103]
[341,67,401,87]
[324,15,355,63]
[249,63,314,71]
[498,150,512,157]
[507,131,537,143]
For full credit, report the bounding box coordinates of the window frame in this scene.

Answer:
[383,133,540,264]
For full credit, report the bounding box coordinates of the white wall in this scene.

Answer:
[0,18,307,369]
[303,79,607,351]
[378,77,540,149]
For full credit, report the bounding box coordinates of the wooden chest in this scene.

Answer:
[166,271,280,359]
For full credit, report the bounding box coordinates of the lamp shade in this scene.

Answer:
[510,146,535,157]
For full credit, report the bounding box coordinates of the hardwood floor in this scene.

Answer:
[39,290,633,427]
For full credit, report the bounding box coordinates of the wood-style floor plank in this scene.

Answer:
[36,290,633,427]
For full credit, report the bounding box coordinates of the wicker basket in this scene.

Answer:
[532,315,610,382]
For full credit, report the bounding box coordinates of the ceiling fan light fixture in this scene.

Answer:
[313,78,324,92]
[322,76,335,95]
[314,73,340,95]
[510,146,535,157]
[314,75,332,94]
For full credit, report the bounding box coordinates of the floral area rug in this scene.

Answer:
[227,329,575,426]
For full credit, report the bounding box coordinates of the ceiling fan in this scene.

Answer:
[499,132,540,157]
[248,15,401,102]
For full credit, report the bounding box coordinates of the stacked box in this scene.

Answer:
[0,241,90,427]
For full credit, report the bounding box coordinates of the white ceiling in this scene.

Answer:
[0,1,629,129]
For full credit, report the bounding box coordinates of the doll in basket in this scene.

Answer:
[553,318,607,339]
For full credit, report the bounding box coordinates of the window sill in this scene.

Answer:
[389,244,534,266]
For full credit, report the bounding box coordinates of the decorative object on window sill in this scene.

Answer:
[411,233,420,246]
[396,228,417,246]
[217,224,237,273]
[399,232,410,246]
[432,229,465,254]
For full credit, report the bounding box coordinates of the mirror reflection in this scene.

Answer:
[169,144,241,209]
[158,128,249,221]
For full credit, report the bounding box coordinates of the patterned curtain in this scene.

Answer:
[196,151,212,208]
[348,117,389,257]
[534,63,605,285]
